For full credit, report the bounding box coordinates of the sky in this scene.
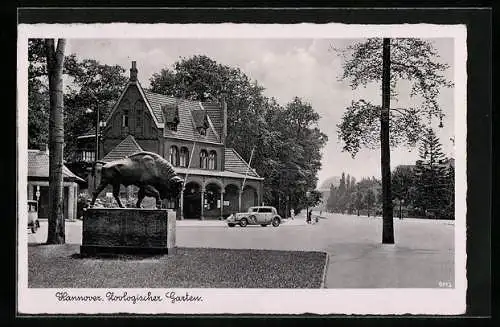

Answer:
[65,38,455,186]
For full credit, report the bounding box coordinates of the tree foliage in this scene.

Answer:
[413,128,451,215]
[28,39,50,148]
[63,55,128,158]
[28,42,128,159]
[326,173,381,216]
[335,38,453,157]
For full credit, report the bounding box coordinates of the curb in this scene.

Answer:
[320,252,330,288]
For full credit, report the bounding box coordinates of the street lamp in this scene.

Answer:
[305,192,309,223]
[399,198,405,219]
[35,185,40,204]
[86,94,106,171]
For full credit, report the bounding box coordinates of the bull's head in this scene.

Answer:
[167,175,184,198]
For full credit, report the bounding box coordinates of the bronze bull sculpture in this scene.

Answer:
[90,151,184,209]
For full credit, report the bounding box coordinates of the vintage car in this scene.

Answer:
[28,200,40,233]
[226,206,282,227]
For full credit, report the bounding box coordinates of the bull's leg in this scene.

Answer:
[136,187,146,208]
[144,185,162,209]
[112,183,124,208]
[90,181,108,207]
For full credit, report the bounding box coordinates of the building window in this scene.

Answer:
[136,110,142,129]
[170,146,179,166]
[180,147,189,167]
[122,110,129,127]
[198,127,207,136]
[167,123,178,132]
[81,150,95,162]
[200,150,208,169]
[208,150,217,170]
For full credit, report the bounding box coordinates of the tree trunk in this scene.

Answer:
[45,39,66,244]
[381,38,395,244]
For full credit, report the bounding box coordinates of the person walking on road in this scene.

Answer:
[290,208,295,220]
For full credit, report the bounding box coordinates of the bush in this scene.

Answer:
[76,193,91,219]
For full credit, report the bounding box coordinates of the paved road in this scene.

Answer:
[28,213,454,288]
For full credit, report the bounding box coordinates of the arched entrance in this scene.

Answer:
[183,182,201,219]
[204,183,222,219]
[224,184,239,217]
[241,185,258,212]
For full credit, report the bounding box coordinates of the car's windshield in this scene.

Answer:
[249,208,258,212]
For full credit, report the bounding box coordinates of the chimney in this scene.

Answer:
[130,61,138,82]
[39,143,48,153]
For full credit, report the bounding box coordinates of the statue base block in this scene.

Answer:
[80,208,176,255]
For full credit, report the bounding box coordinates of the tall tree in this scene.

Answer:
[28,39,50,148]
[45,39,66,244]
[335,38,453,243]
[414,128,448,216]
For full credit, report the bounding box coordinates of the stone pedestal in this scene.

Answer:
[80,208,176,255]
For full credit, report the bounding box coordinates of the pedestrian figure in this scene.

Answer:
[307,210,312,224]
[290,208,295,220]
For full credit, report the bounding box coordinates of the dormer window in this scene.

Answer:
[192,109,209,136]
[162,103,180,132]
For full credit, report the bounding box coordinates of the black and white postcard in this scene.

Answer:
[17,22,467,315]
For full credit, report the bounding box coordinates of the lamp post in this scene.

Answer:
[35,185,40,204]
[86,93,106,196]
[306,191,311,223]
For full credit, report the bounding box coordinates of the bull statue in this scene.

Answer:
[90,151,184,209]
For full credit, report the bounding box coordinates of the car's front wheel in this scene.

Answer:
[272,217,280,227]
[240,218,248,227]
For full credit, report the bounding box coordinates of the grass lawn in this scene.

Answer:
[28,244,327,288]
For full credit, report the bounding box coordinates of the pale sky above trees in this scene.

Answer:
[65,38,455,184]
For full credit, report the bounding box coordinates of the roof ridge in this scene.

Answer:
[144,88,201,106]
[127,134,143,151]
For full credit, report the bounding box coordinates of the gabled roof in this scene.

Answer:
[104,81,162,129]
[142,89,221,144]
[224,148,260,178]
[101,135,144,162]
[28,150,85,182]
